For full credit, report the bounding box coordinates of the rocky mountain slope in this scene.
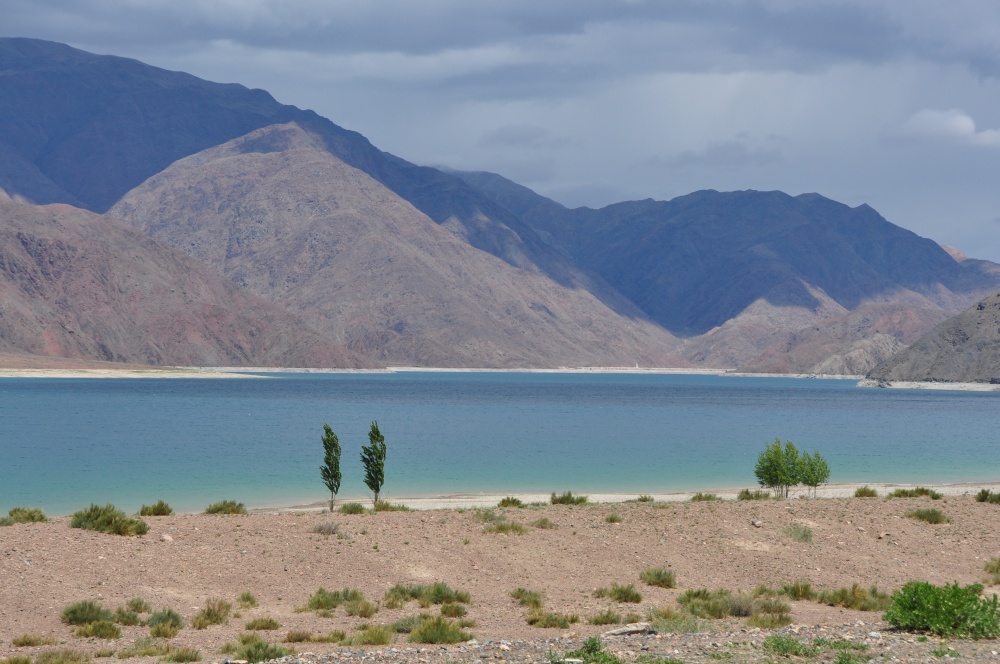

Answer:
[0,191,365,367]
[866,290,1000,383]
[108,124,682,368]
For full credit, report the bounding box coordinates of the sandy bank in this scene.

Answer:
[857,378,1000,392]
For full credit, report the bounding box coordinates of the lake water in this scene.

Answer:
[2,372,999,515]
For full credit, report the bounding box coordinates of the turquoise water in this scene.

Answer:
[1,372,998,515]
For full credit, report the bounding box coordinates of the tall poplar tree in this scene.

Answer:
[320,423,342,511]
[360,421,386,507]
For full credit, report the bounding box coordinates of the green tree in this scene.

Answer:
[360,421,386,507]
[754,438,801,498]
[320,423,342,511]
[797,451,830,498]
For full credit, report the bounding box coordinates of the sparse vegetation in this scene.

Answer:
[125,598,151,614]
[150,623,180,639]
[587,608,622,625]
[816,584,891,611]
[440,603,466,618]
[373,500,409,512]
[889,487,942,499]
[312,521,340,536]
[230,634,290,663]
[483,520,527,535]
[192,598,231,629]
[854,486,879,498]
[163,647,200,663]
[344,625,392,646]
[338,502,366,514]
[782,523,813,543]
[305,587,365,612]
[985,558,1000,585]
[975,488,1000,504]
[12,634,58,647]
[74,621,120,639]
[637,494,654,502]
[383,582,470,610]
[147,608,184,631]
[244,617,280,630]
[640,566,676,589]
[62,600,113,625]
[408,616,472,644]
[884,581,1000,638]
[237,592,258,609]
[907,508,950,524]
[203,500,246,515]
[550,491,587,505]
[605,513,623,523]
[344,599,379,618]
[498,496,524,508]
[510,588,544,610]
[2,656,33,664]
[678,589,754,619]
[525,609,579,628]
[138,500,173,516]
[531,517,557,529]
[2,506,48,524]
[70,504,148,536]
[737,489,769,501]
[690,492,718,502]
[593,583,642,603]
[763,635,819,658]
[779,580,815,600]
[112,608,141,626]
[34,649,90,664]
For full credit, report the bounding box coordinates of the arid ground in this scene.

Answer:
[3,493,1000,662]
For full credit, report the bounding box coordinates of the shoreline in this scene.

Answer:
[252,479,1000,513]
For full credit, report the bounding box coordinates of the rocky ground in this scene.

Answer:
[3,494,1000,663]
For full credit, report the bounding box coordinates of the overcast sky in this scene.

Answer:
[5,1,1000,259]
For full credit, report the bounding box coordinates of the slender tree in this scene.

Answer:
[360,421,386,507]
[754,438,801,498]
[320,423,342,511]
[798,450,830,498]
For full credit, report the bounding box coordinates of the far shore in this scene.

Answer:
[253,479,1000,514]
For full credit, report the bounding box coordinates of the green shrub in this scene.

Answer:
[748,612,792,628]
[510,588,543,609]
[192,598,231,629]
[780,580,816,600]
[763,635,818,657]
[147,608,184,630]
[408,616,471,644]
[344,599,378,618]
[531,517,557,529]
[35,650,90,664]
[550,491,587,505]
[884,581,1000,638]
[112,608,141,626]
[244,617,280,630]
[984,558,1000,585]
[62,600,113,625]
[12,634,57,647]
[587,608,622,625]
[2,656,33,664]
[889,487,942,499]
[373,500,410,512]
[237,592,258,609]
[125,598,151,613]
[907,508,950,524]
[498,496,524,508]
[138,500,173,516]
[854,486,878,498]
[605,513,622,523]
[70,504,148,536]
[305,587,364,611]
[483,521,527,535]
[392,614,432,633]
[690,492,718,502]
[975,489,1000,504]
[6,506,48,523]
[163,647,200,663]
[648,607,700,634]
[234,635,289,663]
[150,623,180,639]
[640,566,676,589]
[593,583,642,603]
[637,495,654,502]
[75,621,120,639]
[383,583,468,609]
[203,500,246,515]
[525,610,579,628]
[338,502,366,514]
[344,625,392,646]
[440,603,466,618]
[678,589,753,618]
[783,523,813,543]
[737,489,769,501]
[283,630,313,643]
[816,584,891,611]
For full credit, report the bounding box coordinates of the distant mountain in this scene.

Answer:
[452,170,1000,372]
[867,291,1000,383]
[109,124,683,368]
[0,191,365,367]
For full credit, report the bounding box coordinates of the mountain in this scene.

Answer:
[451,170,1000,372]
[866,290,1000,383]
[0,190,365,367]
[108,123,682,368]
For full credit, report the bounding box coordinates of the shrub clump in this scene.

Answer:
[737,489,769,501]
[12,634,58,647]
[975,488,1000,504]
[408,616,472,644]
[816,584,891,612]
[344,625,392,646]
[640,566,676,589]
[125,598,152,613]
[70,504,148,536]
[245,617,280,630]
[192,598,231,629]
[34,650,90,664]
[304,587,364,612]
[605,513,623,523]
[985,558,1000,585]
[884,581,1000,638]
[233,634,290,663]
[62,600,113,625]
[782,523,813,543]
[237,591,258,609]
[678,589,754,619]
[483,520,527,535]
[373,500,410,512]
[203,500,246,515]
[854,486,879,498]
[889,487,942,499]
[525,610,579,628]
[593,583,642,603]
[763,635,819,657]
[907,508,950,524]
[338,502,367,514]
[74,621,120,639]
[690,492,718,502]
[550,491,587,505]
[1,506,48,524]
[510,588,543,610]
[138,500,173,516]
[497,496,524,508]
[587,608,622,625]
[531,517,557,529]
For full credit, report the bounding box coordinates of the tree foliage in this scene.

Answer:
[754,439,830,498]
[798,450,830,497]
[320,423,342,511]
[360,421,387,506]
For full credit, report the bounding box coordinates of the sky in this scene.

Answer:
[5,0,1000,260]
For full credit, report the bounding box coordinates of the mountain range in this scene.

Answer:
[2,37,999,372]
